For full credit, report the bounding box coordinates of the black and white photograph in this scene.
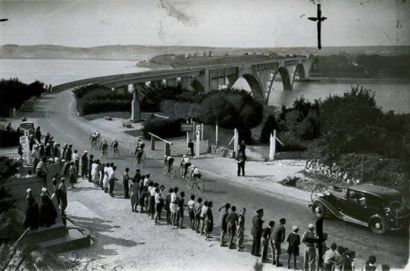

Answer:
[0,0,409,270]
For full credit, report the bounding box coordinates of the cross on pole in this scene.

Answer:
[308,4,327,49]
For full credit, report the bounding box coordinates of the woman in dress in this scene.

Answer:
[205,201,213,240]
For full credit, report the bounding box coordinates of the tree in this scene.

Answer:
[0,156,19,214]
[319,86,384,158]
[198,89,263,130]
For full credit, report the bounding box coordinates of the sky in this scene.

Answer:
[0,0,409,48]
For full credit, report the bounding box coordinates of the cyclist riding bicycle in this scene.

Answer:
[181,155,191,177]
[193,166,201,179]
[111,139,119,153]
[166,155,175,173]
[101,139,108,155]
[135,146,144,164]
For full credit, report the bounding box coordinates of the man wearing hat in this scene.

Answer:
[251,208,264,256]
[302,223,319,271]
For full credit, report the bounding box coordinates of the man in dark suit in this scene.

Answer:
[271,217,286,266]
[251,209,264,256]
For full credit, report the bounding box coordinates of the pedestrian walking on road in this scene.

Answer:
[226,206,239,249]
[123,168,130,199]
[251,208,264,257]
[237,152,245,177]
[218,203,231,246]
[261,221,274,263]
[271,217,286,267]
[287,225,301,270]
[237,208,246,251]
[302,223,318,271]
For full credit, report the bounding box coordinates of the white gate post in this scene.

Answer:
[233,128,239,158]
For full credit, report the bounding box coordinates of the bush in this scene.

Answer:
[142,117,184,139]
[259,98,320,149]
[0,78,46,117]
[0,130,20,147]
[74,84,132,116]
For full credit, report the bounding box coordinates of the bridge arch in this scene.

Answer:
[277,67,291,91]
[229,74,265,101]
[191,78,205,92]
[293,63,306,81]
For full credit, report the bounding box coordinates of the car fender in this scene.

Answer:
[368,214,387,224]
[311,198,344,220]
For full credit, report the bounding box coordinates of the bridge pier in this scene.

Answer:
[150,80,163,89]
[166,78,178,88]
[131,83,143,122]
[181,77,194,91]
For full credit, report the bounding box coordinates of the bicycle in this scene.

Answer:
[185,167,204,193]
[101,147,108,159]
[135,150,146,169]
[111,146,120,158]
[162,163,176,178]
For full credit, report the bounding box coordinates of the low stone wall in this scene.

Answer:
[171,140,209,156]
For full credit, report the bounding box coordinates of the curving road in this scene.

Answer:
[28,90,408,268]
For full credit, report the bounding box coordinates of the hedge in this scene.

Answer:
[142,117,184,139]
[0,130,20,147]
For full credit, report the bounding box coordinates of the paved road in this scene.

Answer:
[27,91,408,268]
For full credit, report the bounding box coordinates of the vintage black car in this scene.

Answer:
[309,184,409,234]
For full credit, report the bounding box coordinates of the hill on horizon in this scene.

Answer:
[0,44,409,60]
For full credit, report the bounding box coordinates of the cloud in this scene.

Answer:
[158,0,196,25]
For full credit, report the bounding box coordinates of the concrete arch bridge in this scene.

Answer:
[54,56,312,121]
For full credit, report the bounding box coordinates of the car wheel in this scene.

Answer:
[311,202,326,219]
[369,217,388,235]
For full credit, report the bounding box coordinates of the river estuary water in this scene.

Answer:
[1,59,409,114]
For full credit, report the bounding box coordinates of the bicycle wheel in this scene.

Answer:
[169,165,176,178]
[196,178,204,193]
[186,175,194,190]
[177,166,184,179]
